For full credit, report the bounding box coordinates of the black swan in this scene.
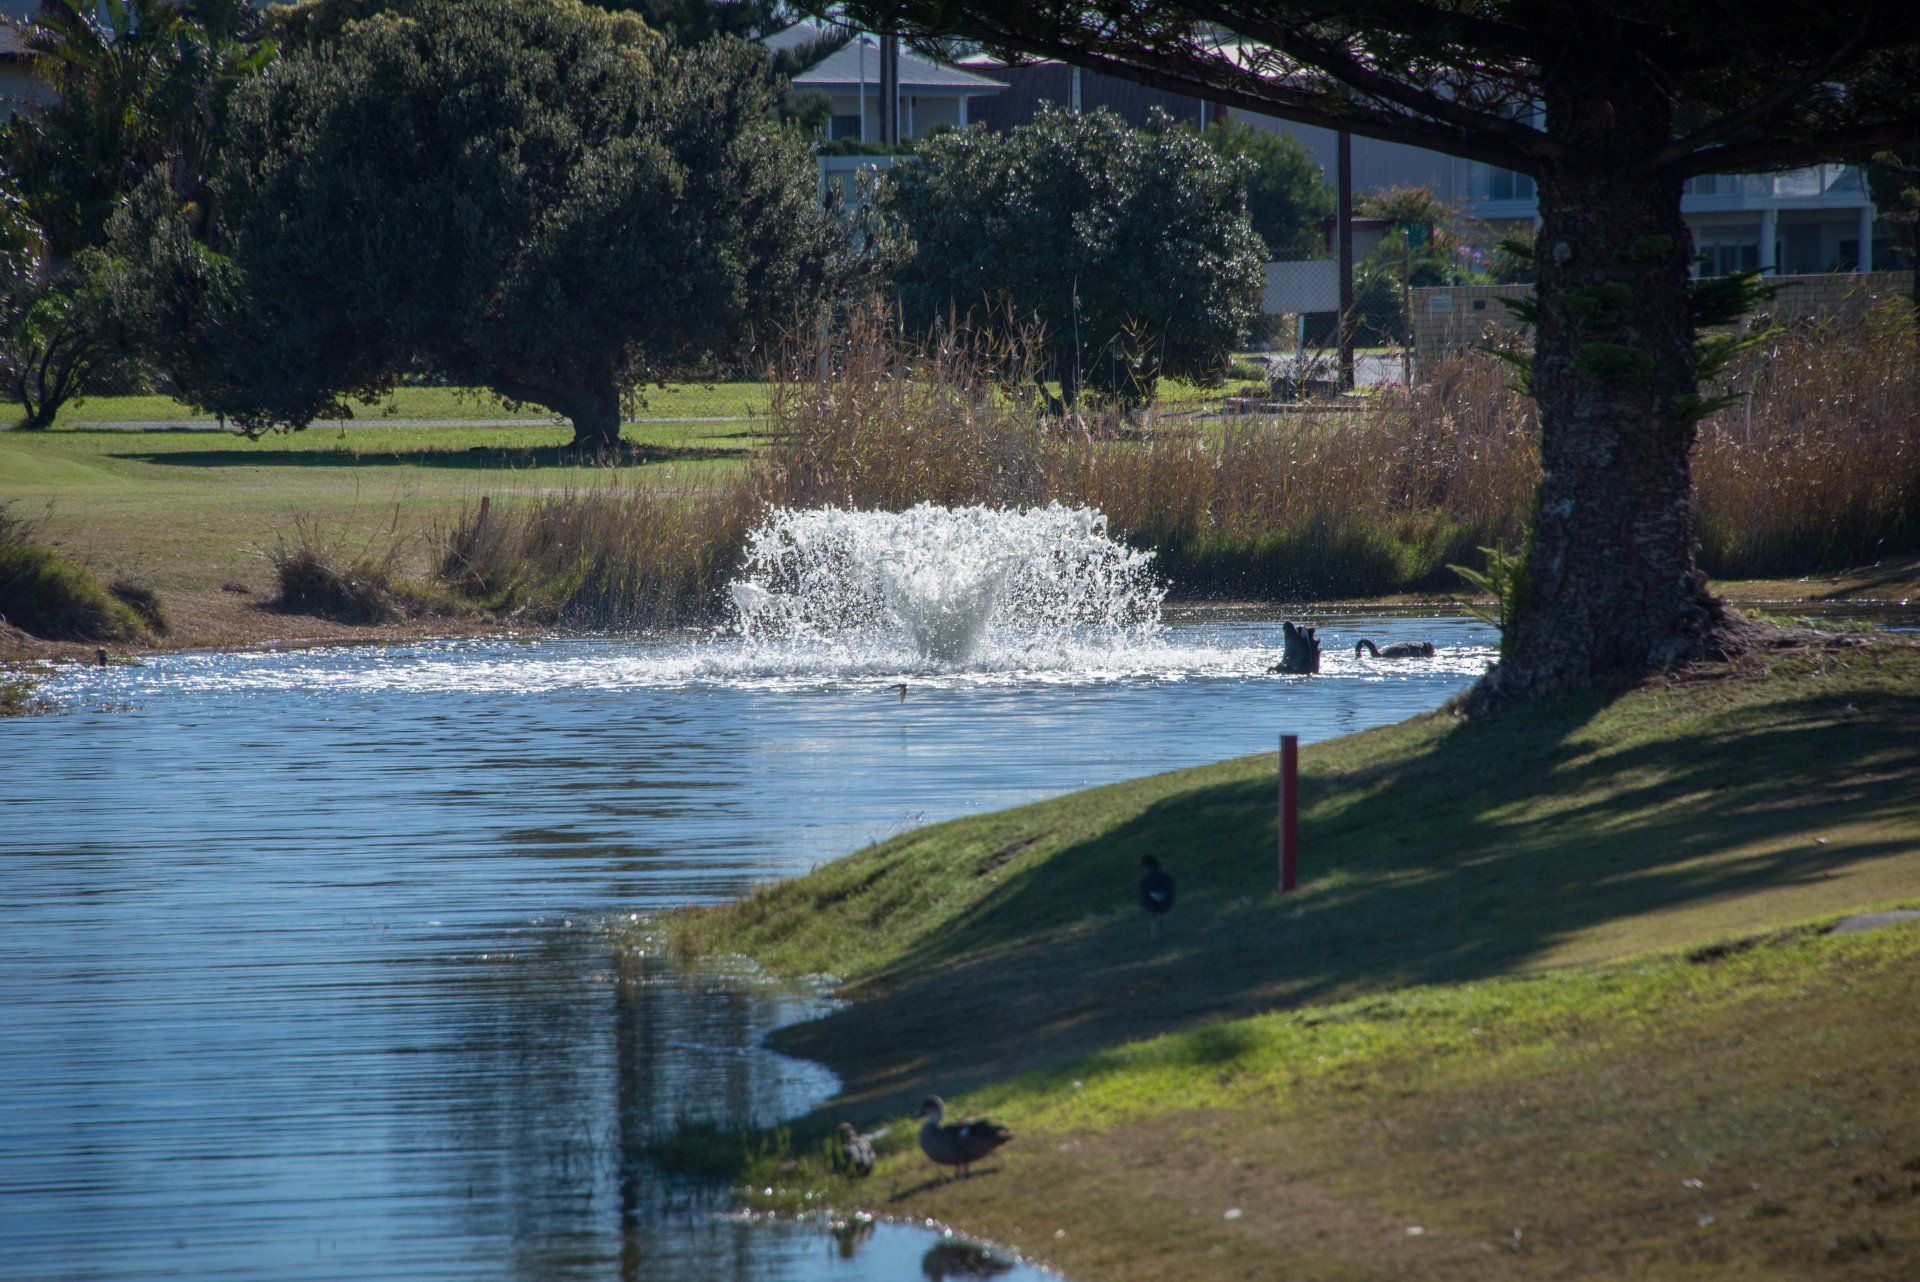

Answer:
[1355,639,1435,659]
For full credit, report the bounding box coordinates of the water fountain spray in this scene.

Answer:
[729,503,1165,665]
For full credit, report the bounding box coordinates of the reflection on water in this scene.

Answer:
[1,615,1493,1280]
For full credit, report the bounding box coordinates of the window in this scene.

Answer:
[1695,241,1760,277]
[829,113,862,141]
[1483,168,1535,202]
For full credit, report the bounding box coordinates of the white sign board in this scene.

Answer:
[1261,259,1340,315]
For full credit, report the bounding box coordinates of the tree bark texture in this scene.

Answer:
[1472,61,1723,710]
[560,373,624,452]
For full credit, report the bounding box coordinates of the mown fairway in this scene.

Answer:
[0,393,764,591]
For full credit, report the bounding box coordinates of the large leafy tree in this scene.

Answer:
[830,0,1920,707]
[1204,116,1332,258]
[158,0,837,449]
[2,0,268,427]
[880,107,1265,405]
[5,0,271,256]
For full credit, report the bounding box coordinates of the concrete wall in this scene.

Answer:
[1412,271,1916,367]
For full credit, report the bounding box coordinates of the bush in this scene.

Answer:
[0,543,149,641]
[108,580,170,635]
[0,662,49,717]
[155,0,837,450]
[273,529,467,625]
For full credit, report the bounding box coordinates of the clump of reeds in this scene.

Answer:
[273,519,466,624]
[108,581,170,635]
[433,472,763,628]
[763,307,1061,510]
[282,300,1918,629]
[1695,300,1920,577]
[0,662,51,717]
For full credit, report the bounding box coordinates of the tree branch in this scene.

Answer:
[1639,19,1874,175]
[1672,119,1920,178]
[973,27,1540,171]
[1188,2,1558,158]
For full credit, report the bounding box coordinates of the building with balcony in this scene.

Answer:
[775,27,1003,143]
[1463,161,1890,277]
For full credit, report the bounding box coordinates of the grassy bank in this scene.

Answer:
[655,642,1920,1278]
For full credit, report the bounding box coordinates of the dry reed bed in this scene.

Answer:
[292,305,1917,625]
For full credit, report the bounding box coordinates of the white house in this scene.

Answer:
[1226,106,1890,278]
[1,0,52,121]
[771,26,1003,143]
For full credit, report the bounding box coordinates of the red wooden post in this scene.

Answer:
[1278,734,1299,893]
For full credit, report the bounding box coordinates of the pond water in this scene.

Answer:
[1,612,1495,1282]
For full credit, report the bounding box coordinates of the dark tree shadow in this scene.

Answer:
[113,441,743,470]
[773,673,1920,1116]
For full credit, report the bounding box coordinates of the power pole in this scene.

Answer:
[879,35,900,148]
[1336,130,1354,393]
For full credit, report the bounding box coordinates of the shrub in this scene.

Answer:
[0,543,149,641]
[272,526,468,625]
[156,0,837,450]
[0,662,50,717]
[108,580,170,635]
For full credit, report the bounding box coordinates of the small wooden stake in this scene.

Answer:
[476,494,491,530]
[1278,734,1299,893]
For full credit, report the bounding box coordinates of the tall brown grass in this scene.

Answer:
[403,302,1917,627]
[1695,300,1920,576]
[434,475,762,629]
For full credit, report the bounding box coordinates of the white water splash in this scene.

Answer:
[728,504,1165,664]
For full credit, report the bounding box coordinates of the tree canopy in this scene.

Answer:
[879,107,1265,406]
[1203,117,1332,259]
[822,0,1920,706]
[155,0,837,448]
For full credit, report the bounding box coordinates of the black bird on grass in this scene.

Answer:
[1138,854,1176,940]
[916,1096,1012,1178]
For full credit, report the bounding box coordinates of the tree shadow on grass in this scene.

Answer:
[775,667,1920,1115]
[111,441,745,471]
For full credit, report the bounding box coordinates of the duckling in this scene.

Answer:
[916,1096,1012,1177]
[1355,638,1435,660]
[1138,854,1176,941]
[835,1122,877,1177]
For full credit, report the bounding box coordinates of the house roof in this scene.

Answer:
[789,33,1003,96]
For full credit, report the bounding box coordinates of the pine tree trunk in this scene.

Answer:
[1470,74,1724,710]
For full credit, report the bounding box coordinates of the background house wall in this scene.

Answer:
[1412,271,1916,367]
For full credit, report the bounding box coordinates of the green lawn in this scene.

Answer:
[25,381,772,425]
[658,644,1920,1279]
[0,413,759,591]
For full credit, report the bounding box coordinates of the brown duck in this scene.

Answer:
[916,1096,1012,1177]
[835,1122,877,1177]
